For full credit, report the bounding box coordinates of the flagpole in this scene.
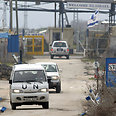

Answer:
[87,9,99,92]
[87,9,99,57]
[85,28,89,57]
[86,28,89,50]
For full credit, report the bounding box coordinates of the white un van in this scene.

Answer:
[9,64,49,110]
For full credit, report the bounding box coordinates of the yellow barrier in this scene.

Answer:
[20,35,44,55]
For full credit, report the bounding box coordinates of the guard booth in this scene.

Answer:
[45,27,74,54]
[20,35,44,55]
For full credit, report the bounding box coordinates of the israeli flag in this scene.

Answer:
[87,10,99,28]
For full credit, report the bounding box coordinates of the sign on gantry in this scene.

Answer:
[67,2,111,10]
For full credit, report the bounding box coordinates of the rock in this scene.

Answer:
[0,64,12,80]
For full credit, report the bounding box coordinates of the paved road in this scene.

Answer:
[0,56,89,116]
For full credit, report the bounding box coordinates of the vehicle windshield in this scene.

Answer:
[13,70,46,83]
[41,64,57,72]
[53,42,66,47]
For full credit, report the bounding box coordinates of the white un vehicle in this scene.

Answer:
[37,62,61,93]
[50,41,69,59]
[9,64,49,110]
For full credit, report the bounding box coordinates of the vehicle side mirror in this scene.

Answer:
[59,69,62,73]
[9,80,12,84]
[49,43,52,46]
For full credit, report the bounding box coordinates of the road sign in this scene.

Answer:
[67,2,111,10]
[106,58,116,87]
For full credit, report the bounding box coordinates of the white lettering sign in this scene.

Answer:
[67,2,111,10]
[109,64,116,71]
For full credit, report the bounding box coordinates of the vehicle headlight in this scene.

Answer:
[52,76,59,80]
[13,89,22,93]
[40,88,48,92]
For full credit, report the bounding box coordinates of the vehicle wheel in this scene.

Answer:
[66,55,69,59]
[51,55,54,59]
[42,102,49,109]
[56,84,61,93]
[11,103,16,110]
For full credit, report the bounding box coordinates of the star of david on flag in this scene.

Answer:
[87,10,99,28]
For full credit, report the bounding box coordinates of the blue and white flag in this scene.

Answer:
[87,10,99,28]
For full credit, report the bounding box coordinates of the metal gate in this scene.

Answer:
[20,35,44,55]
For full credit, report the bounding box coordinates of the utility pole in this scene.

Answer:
[61,2,64,40]
[61,16,64,40]
[15,0,22,63]
[59,2,64,40]
[15,0,18,35]
[54,2,56,28]
[73,9,79,52]
[9,0,12,33]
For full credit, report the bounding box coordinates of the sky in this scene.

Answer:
[0,1,109,29]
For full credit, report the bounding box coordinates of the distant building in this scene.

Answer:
[45,27,74,50]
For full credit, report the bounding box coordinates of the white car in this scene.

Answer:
[36,62,61,93]
[49,41,69,59]
[9,64,49,110]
